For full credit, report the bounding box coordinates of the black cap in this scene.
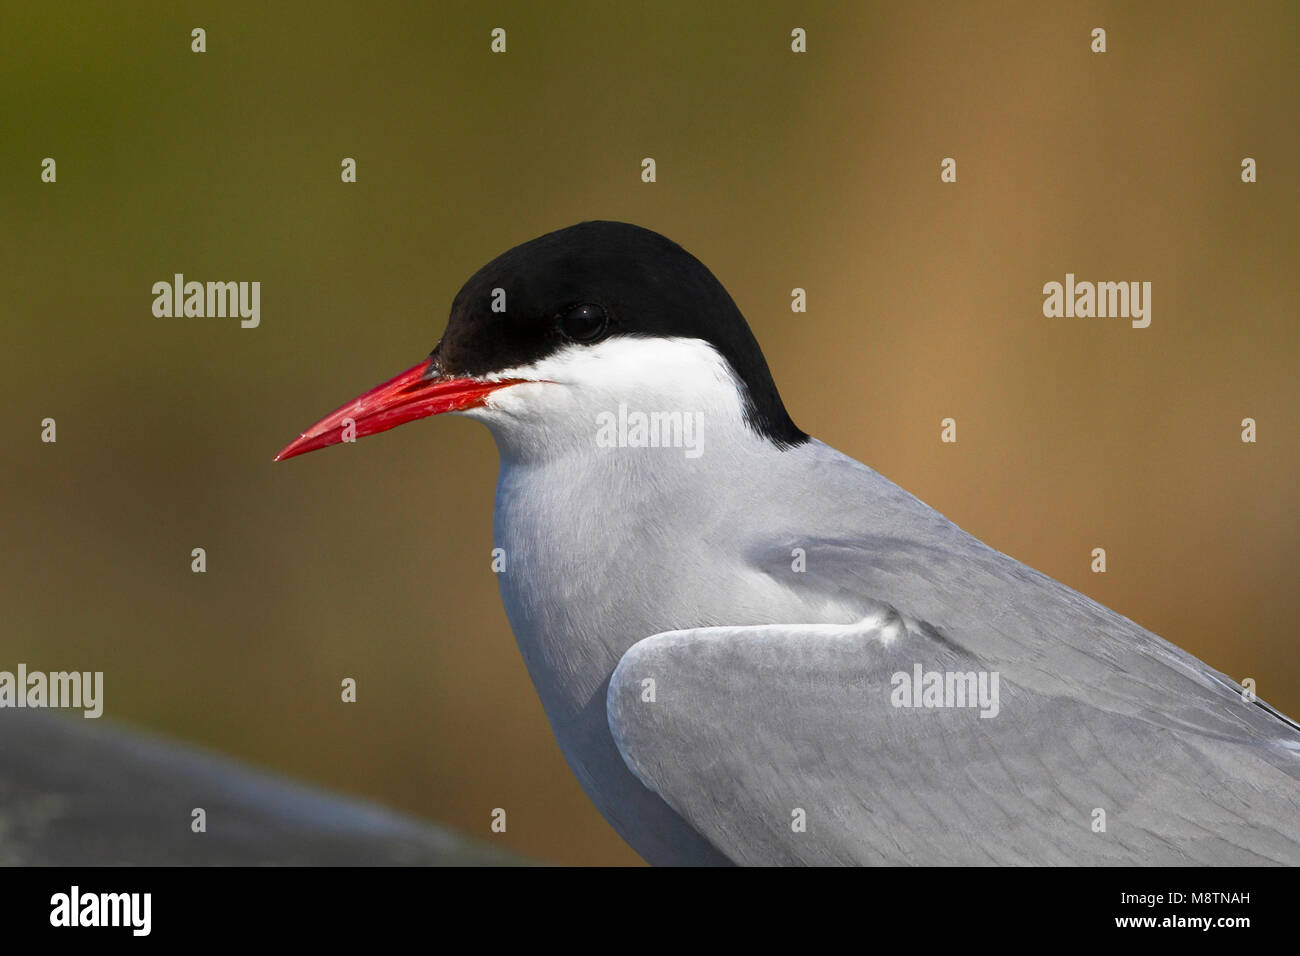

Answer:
[432,221,807,448]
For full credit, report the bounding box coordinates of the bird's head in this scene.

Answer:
[274,221,805,464]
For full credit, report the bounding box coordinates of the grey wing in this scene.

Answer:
[606,617,1300,866]
[754,444,1300,752]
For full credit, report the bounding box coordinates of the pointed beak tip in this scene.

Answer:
[272,438,303,462]
[273,430,332,462]
[271,358,529,465]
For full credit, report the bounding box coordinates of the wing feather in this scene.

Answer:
[608,618,1300,865]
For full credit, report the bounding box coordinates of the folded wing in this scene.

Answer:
[607,616,1300,865]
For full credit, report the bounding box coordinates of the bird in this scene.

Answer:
[275,220,1300,866]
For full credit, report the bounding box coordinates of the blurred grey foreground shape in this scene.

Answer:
[0,711,519,865]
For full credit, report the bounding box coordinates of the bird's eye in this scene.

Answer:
[558,303,608,344]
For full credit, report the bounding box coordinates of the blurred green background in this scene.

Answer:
[3,1,1297,865]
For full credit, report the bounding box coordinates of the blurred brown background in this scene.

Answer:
[3,2,1296,865]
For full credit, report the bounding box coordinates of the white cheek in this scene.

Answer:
[480,381,554,417]
[464,336,752,461]
[500,338,746,406]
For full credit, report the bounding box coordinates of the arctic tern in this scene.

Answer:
[276,221,1300,866]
